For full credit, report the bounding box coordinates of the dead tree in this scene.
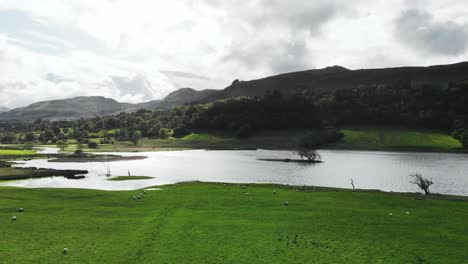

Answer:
[410,174,433,195]
[350,179,356,191]
[296,149,321,162]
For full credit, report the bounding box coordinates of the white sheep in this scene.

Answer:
[63,248,68,254]
[284,201,289,206]
[273,190,277,195]
[12,216,17,221]
[19,208,24,212]
[133,196,136,200]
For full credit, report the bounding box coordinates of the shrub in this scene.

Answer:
[87,141,99,149]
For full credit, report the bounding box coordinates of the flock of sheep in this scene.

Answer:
[9,184,290,256]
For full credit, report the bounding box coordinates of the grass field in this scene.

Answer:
[58,127,464,153]
[331,127,463,151]
[0,168,33,179]
[108,176,154,181]
[0,183,467,263]
[0,149,37,156]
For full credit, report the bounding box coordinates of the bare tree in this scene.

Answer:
[296,149,321,162]
[410,174,433,195]
[350,179,356,191]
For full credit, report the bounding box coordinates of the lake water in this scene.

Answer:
[3,149,468,195]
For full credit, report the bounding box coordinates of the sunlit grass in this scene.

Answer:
[0,182,467,263]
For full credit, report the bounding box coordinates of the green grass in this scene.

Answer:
[330,127,462,151]
[0,182,467,263]
[52,127,464,153]
[0,168,32,178]
[0,149,36,156]
[108,176,154,181]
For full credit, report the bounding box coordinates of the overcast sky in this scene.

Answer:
[0,0,467,108]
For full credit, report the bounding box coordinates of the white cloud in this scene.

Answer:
[0,0,468,108]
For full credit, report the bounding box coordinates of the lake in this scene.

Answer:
[3,149,468,195]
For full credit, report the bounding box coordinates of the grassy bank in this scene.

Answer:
[0,149,36,156]
[330,127,463,151]
[59,127,464,153]
[0,182,467,263]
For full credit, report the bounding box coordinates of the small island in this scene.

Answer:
[107,176,154,181]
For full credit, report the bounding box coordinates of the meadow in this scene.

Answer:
[332,127,462,151]
[1,183,467,263]
[59,127,464,153]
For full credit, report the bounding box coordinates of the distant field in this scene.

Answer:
[330,127,463,151]
[0,149,36,156]
[0,168,32,178]
[58,127,464,153]
[0,182,467,263]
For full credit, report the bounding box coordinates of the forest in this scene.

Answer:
[1,81,468,148]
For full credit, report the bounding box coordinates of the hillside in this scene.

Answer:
[0,107,8,113]
[2,61,468,121]
[0,97,132,121]
[203,62,468,101]
[0,88,217,121]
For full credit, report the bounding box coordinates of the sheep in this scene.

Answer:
[388,213,393,216]
[245,193,250,195]
[273,190,277,195]
[284,201,289,206]
[406,211,410,215]
[133,196,136,200]
[18,208,24,212]
[12,216,17,222]
[137,195,142,200]
[63,248,68,254]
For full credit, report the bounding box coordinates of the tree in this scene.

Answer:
[296,149,321,162]
[295,132,323,162]
[1,133,17,144]
[158,128,173,139]
[56,140,69,151]
[131,131,141,146]
[24,132,36,142]
[410,174,433,195]
[23,141,35,150]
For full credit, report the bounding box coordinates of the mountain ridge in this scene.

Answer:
[2,61,468,121]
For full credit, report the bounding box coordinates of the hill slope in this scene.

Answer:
[203,62,468,101]
[2,61,468,121]
[0,88,217,121]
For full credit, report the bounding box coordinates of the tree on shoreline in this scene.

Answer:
[410,174,433,195]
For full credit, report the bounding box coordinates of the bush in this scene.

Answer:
[74,149,85,156]
[159,128,174,139]
[235,124,253,138]
[87,141,99,149]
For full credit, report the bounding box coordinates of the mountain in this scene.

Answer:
[2,61,468,121]
[0,107,8,113]
[0,88,218,121]
[203,62,468,101]
[0,96,132,121]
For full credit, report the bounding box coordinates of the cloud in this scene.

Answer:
[108,75,155,101]
[395,9,468,55]
[0,1,468,108]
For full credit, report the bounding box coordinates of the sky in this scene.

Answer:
[0,0,467,109]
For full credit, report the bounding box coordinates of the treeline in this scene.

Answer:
[0,93,322,144]
[1,80,468,148]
